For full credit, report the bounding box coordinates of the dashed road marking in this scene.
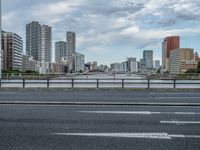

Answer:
[52,132,200,140]
[160,121,200,124]
[79,111,200,115]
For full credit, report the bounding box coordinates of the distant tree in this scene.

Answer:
[2,70,22,74]
[156,68,161,74]
[186,69,196,73]
[196,62,200,73]
[25,70,39,74]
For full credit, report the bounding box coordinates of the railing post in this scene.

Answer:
[173,79,176,89]
[147,79,150,89]
[97,79,99,88]
[23,78,25,88]
[122,79,124,88]
[47,78,50,88]
[72,79,74,88]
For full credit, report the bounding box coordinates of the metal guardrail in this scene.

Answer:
[0,79,200,89]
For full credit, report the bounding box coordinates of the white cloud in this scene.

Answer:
[2,0,200,64]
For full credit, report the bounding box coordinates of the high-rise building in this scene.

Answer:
[143,50,153,69]
[73,52,85,72]
[155,60,160,70]
[1,31,23,71]
[26,21,52,62]
[41,25,52,62]
[162,36,180,70]
[66,31,76,72]
[26,21,41,61]
[66,31,76,58]
[55,41,67,62]
[170,48,194,74]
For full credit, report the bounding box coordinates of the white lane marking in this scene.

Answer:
[160,121,200,124]
[155,97,200,99]
[169,135,200,139]
[52,133,200,139]
[79,111,200,115]
[52,133,172,139]
[150,93,200,95]
[0,92,15,94]
[79,111,152,114]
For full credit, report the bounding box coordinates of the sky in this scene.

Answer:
[2,0,200,65]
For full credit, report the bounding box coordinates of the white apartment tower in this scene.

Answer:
[26,21,52,63]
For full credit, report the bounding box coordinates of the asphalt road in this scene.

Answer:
[0,90,200,150]
[0,90,200,103]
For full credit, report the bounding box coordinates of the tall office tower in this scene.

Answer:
[26,21,41,61]
[1,31,23,71]
[162,36,180,70]
[55,41,67,62]
[66,31,76,72]
[41,25,52,62]
[66,31,76,58]
[170,48,194,74]
[26,21,52,63]
[143,50,153,69]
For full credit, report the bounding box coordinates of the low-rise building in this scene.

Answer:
[170,48,194,74]
[181,60,197,73]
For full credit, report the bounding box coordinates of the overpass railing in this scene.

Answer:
[0,78,200,89]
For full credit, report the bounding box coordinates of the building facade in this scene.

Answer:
[162,36,180,70]
[26,21,52,63]
[155,60,160,70]
[41,25,52,62]
[66,31,76,72]
[143,50,153,69]
[1,31,23,71]
[66,31,76,58]
[26,21,41,61]
[110,63,121,72]
[55,41,67,62]
[73,52,85,72]
[170,48,194,74]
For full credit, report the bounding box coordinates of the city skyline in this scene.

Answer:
[2,0,200,65]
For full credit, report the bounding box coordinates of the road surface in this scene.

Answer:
[0,90,200,150]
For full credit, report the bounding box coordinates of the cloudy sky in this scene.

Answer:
[2,0,200,65]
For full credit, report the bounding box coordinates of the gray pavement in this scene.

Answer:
[0,90,200,103]
[0,90,200,149]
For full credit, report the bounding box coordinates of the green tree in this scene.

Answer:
[196,62,200,73]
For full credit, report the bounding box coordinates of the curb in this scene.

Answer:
[1,101,200,107]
